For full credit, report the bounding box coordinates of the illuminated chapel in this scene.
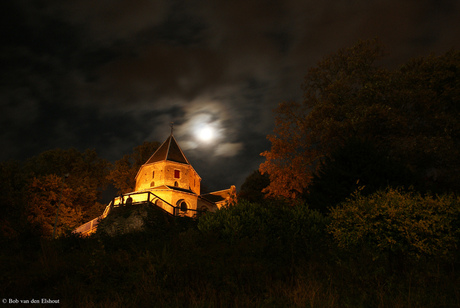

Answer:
[74,133,236,236]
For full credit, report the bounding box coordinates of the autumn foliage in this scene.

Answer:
[0,142,163,239]
[260,39,460,199]
[0,148,110,238]
[26,174,82,237]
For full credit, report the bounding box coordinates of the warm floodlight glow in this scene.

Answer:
[197,125,215,142]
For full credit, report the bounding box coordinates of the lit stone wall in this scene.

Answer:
[135,161,201,194]
[197,198,218,212]
[152,189,199,217]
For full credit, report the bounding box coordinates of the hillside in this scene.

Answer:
[1,194,459,307]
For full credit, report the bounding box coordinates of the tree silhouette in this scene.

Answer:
[238,170,270,203]
[25,148,111,220]
[261,40,460,199]
[26,174,82,237]
[304,138,416,213]
[107,141,160,194]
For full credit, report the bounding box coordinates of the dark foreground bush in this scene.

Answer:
[329,188,460,262]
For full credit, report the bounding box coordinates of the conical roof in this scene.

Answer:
[145,135,190,165]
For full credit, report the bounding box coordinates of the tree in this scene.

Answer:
[26,174,83,237]
[260,40,460,199]
[304,138,416,213]
[107,141,160,194]
[389,51,460,192]
[25,148,111,220]
[1,148,110,238]
[238,170,270,203]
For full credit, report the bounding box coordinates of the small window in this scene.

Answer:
[150,181,155,187]
[174,170,180,178]
[174,181,178,187]
[180,201,187,212]
[152,171,155,179]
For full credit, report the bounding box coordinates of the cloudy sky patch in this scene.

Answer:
[1,0,459,190]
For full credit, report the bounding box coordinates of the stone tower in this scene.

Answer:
[135,134,201,194]
[73,133,236,235]
[133,133,209,215]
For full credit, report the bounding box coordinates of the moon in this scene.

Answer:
[197,125,215,143]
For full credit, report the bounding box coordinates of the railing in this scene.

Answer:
[73,190,204,235]
[111,190,203,216]
[73,215,103,235]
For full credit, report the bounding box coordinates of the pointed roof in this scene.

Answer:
[145,135,190,165]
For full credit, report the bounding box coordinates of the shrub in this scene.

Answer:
[198,200,328,260]
[198,200,279,242]
[328,188,460,261]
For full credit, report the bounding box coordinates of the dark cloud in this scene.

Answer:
[1,0,459,191]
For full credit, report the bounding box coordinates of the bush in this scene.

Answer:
[198,200,328,260]
[198,200,281,241]
[328,188,460,261]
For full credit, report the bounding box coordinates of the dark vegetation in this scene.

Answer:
[1,195,459,307]
[1,40,460,307]
[261,39,460,199]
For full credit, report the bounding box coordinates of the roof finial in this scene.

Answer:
[170,122,174,136]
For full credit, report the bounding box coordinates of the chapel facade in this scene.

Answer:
[131,133,232,216]
[74,133,236,235]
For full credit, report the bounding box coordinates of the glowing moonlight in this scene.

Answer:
[197,125,215,142]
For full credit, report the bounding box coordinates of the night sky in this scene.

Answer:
[2,0,460,192]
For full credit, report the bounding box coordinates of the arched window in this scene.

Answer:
[155,199,163,208]
[150,181,155,187]
[152,171,155,179]
[174,181,178,187]
[180,201,188,212]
